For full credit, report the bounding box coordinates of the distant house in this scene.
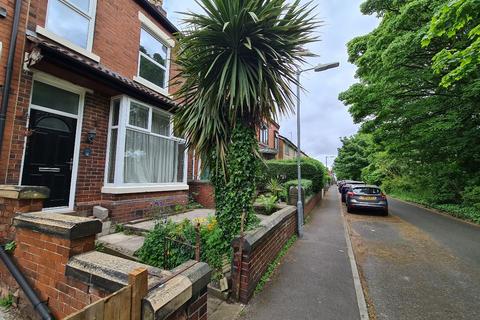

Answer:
[0,0,190,222]
[258,120,280,160]
[277,135,308,160]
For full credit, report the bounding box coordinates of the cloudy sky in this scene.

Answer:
[163,0,378,168]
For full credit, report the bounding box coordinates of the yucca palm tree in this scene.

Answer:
[174,0,319,240]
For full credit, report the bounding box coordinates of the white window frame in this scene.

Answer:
[134,12,175,96]
[103,95,188,194]
[19,72,88,212]
[39,0,98,60]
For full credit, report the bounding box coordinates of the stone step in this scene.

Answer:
[124,208,216,234]
[96,232,145,261]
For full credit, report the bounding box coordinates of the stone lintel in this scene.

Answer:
[232,206,297,252]
[14,212,102,240]
[0,185,50,200]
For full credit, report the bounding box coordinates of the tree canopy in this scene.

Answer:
[336,0,480,205]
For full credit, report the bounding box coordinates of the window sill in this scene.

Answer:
[101,184,189,194]
[133,76,170,97]
[36,26,100,63]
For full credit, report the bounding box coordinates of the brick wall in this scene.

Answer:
[189,181,215,209]
[231,207,298,304]
[305,191,323,217]
[0,198,43,241]
[0,203,108,319]
[92,190,189,223]
[165,288,208,320]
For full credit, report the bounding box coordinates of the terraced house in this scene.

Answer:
[0,0,189,222]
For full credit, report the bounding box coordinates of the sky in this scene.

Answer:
[163,0,378,168]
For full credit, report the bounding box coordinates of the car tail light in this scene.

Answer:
[347,192,354,197]
[380,192,386,200]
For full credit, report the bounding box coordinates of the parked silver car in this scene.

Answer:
[345,185,388,216]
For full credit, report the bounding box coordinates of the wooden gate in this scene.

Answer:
[65,268,148,320]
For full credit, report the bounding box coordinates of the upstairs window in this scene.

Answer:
[274,132,279,150]
[45,0,97,50]
[138,27,170,92]
[260,123,269,145]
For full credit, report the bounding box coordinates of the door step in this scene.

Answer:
[96,233,145,262]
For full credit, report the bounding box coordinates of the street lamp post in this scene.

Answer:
[296,62,339,238]
[325,155,335,169]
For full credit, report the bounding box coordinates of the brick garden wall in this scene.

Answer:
[0,210,109,319]
[231,191,323,304]
[305,191,323,217]
[231,207,298,304]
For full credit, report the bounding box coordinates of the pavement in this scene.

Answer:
[345,197,480,320]
[241,188,361,320]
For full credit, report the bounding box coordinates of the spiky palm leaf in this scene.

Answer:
[173,0,320,167]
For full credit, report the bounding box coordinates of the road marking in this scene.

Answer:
[340,194,370,320]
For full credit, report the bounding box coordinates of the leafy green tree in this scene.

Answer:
[338,0,480,204]
[333,134,372,181]
[422,0,480,87]
[174,0,318,241]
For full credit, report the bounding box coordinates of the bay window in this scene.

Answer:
[45,0,97,50]
[105,96,187,192]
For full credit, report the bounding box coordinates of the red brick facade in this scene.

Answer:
[0,0,189,222]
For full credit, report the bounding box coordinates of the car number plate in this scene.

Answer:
[359,196,376,200]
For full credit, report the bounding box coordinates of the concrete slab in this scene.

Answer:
[125,209,216,233]
[208,296,244,320]
[97,233,145,258]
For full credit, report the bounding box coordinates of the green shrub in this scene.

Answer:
[266,158,326,192]
[256,194,278,214]
[266,179,284,200]
[285,179,313,196]
[137,217,229,278]
[462,186,480,209]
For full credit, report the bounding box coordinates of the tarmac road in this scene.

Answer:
[345,197,480,320]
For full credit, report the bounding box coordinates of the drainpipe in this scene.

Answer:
[0,247,54,320]
[0,0,23,159]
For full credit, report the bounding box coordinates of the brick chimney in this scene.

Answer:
[148,0,166,15]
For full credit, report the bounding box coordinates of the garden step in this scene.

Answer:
[124,208,216,233]
[96,232,145,262]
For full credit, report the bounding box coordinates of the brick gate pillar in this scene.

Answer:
[0,185,50,242]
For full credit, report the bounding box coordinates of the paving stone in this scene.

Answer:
[97,232,145,258]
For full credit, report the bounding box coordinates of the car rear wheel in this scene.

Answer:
[347,205,353,213]
[382,209,389,216]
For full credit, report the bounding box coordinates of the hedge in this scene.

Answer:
[265,158,327,192]
[285,179,313,196]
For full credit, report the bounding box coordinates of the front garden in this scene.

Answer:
[135,157,328,296]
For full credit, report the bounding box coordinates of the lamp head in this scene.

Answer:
[314,62,340,72]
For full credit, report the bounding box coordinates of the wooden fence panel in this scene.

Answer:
[65,299,105,320]
[64,267,148,320]
[104,286,132,320]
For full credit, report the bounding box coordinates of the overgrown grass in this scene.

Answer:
[390,192,480,224]
[254,235,297,294]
